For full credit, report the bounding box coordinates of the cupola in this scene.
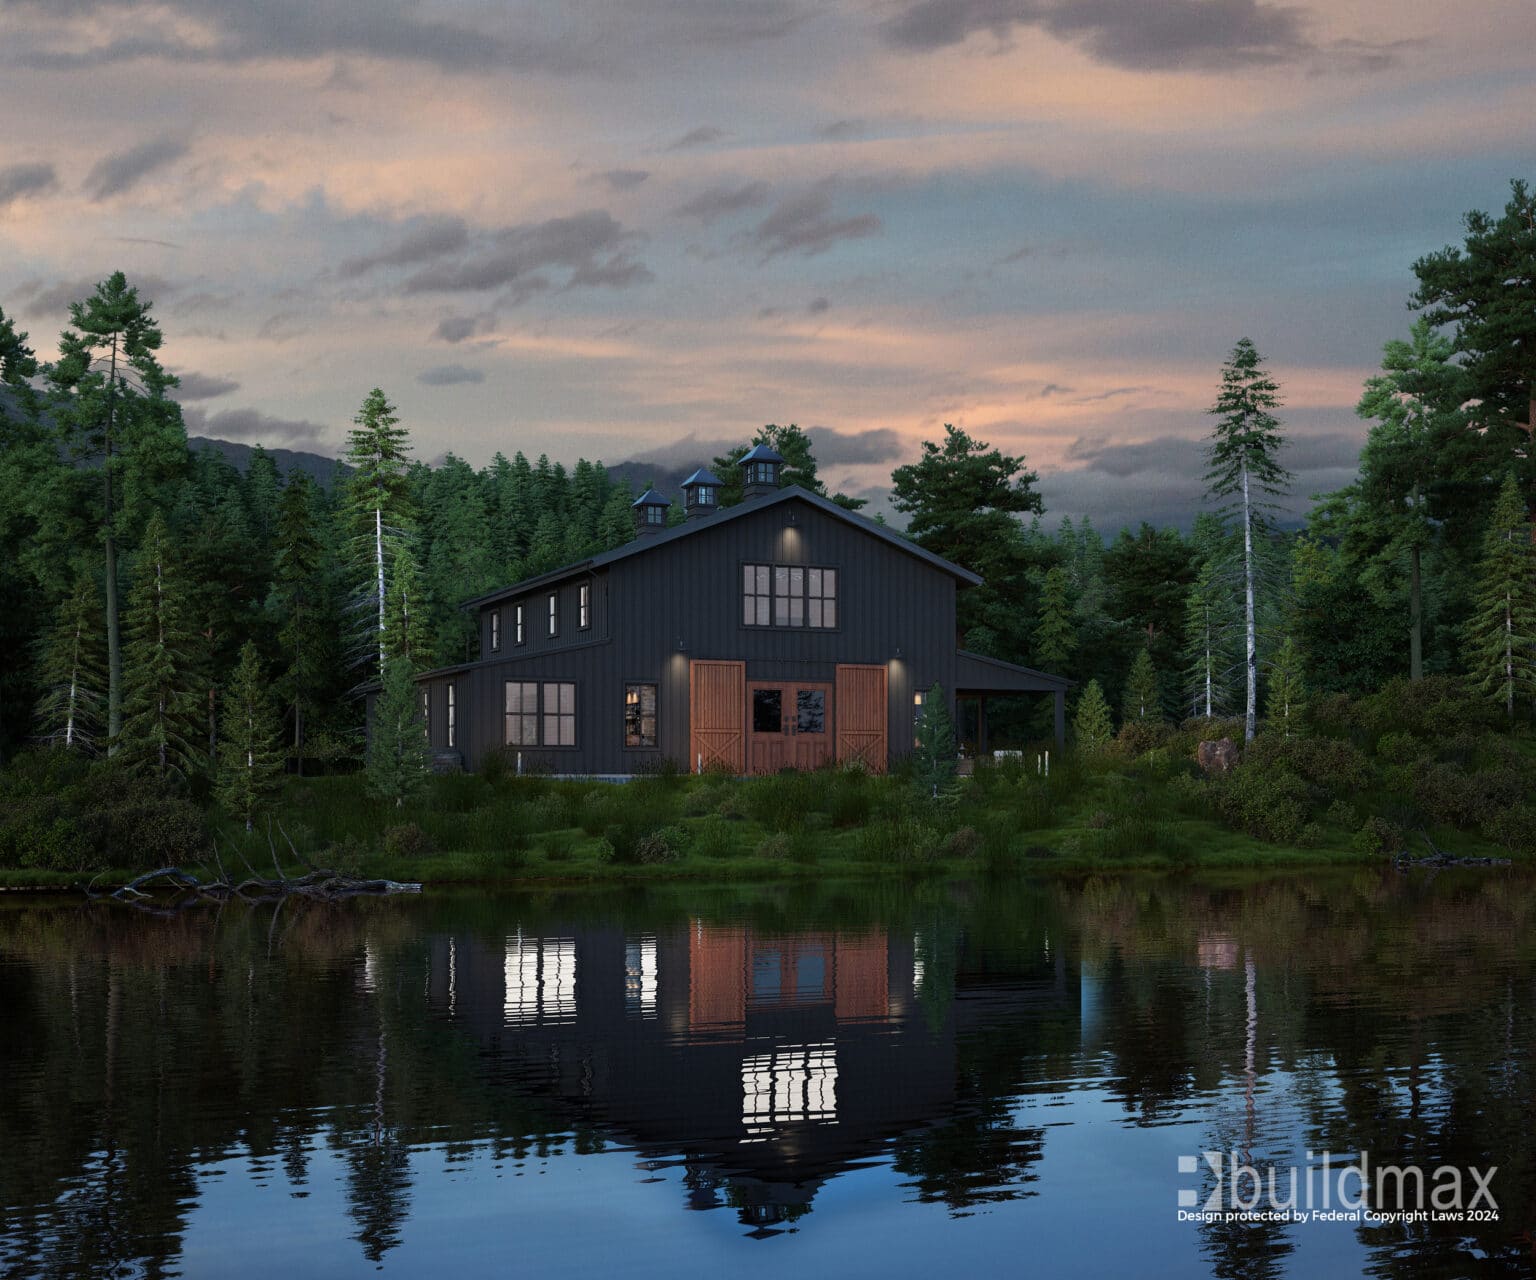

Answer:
[681,468,722,520]
[738,443,784,500]
[632,488,671,536]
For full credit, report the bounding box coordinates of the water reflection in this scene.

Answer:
[1,872,1534,1277]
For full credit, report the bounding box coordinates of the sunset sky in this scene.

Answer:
[1,0,1529,528]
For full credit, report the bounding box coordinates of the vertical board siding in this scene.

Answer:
[689,660,746,773]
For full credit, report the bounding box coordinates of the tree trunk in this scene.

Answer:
[104,334,122,749]
[375,506,386,668]
[1241,461,1256,742]
[294,699,304,778]
[1506,591,1515,720]
[1409,542,1423,681]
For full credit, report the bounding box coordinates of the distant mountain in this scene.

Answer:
[189,436,349,487]
[604,458,696,504]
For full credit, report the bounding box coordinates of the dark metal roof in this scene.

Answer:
[738,443,784,465]
[459,485,983,609]
[954,650,1074,693]
[631,487,671,508]
[681,467,722,488]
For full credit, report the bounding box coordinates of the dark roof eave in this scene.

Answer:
[459,559,597,611]
[954,649,1075,692]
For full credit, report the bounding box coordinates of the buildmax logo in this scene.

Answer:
[1176,1151,1500,1226]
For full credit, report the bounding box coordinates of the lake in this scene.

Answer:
[2,870,1533,1278]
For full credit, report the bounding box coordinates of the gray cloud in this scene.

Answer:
[256,311,307,342]
[417,363,485,386]
[597,168,650,191]
[879,0,1399,72]
[753,189,882,258]
[172,370,241,400]
[820,119,865,140]
[339,216,470,277]
[807,296,830,314]
[675,180,771,224]
[0,162,58,208]
[84,136,189,201]
[805,425,904,465]
[1062,430,1359,486]
[432,313,494,343]
[181,404,330,450]
[17,273,178,320]
[402,210,652,295]
[667,126,727,150]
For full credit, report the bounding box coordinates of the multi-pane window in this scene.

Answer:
[547,592,559,637]
[579,583,590,630]
[515,603,525,645]
[504,681,539,746]
[543,682,575,746]
[447,684,456,748]
[420,687,430,726]
[694,485,715,506]
[748,461,776,486]
[643,504,667,527]
[624,683,658,748]
[743,563,837,629]
[489,609,501,652]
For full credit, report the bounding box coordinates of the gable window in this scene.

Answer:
[548,592,559,637]
[515,603,525,645]
[579,583,591,630]
[749,461,776,486]
[504,681,539,746]
[624,683,658,748]
[447,684,457,748]
[644,504,667,527]
[543,682,576,746]
[489,609,501,653]
[743,562,838,629]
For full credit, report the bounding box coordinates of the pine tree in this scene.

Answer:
[366,656,431,806]
[1032,565,1077,671]
[343,388,414,674]
[1204,338,1293,742]
[217,640,284,831]
[1464,473,1536,719]
[119,512,202,779]
[911,682,958,800]
[1122,648,1162,723]
[1072,679,1113,752]
[383,545,433,669]
[1265,636,1307,737]
[1182,557,1238,719]
[273,471,332,775]
[35,573,108,750]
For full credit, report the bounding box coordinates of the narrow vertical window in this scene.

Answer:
[548,592,558,637]
[515,603,525,645]
[808,568,836,628]
[489,609,501,652]
[504,681,539,746]
[743,564,771,626]
[420,687,430,728]
[543,682,575,746]
[624,683,658,748]
[913,689,926,748]
[447,684,456,748]
[579,583,591,630]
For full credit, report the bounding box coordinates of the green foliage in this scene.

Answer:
[1182,556,1237,718]
[1214,763,1310,844]
[383,543,433,668]
[215,641,283,831]
[343,388,415,672]
[365,657,430,807]
[382,822,435,858]
[34,573,107,751]
[1031,565,1076,670]
[1121,648,1161,723]
[1265,636,1306,737]
[911,683,958,800]
[1072,679,1113,752]
[1463,472,1536,718]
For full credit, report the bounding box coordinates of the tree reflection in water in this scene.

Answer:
[0,872,1534,1277]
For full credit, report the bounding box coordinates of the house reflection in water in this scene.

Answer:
[424,920,1070,1232]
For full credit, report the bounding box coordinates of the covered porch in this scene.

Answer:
[953,649,1073,756]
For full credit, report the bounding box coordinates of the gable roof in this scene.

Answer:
[460,485,982,609]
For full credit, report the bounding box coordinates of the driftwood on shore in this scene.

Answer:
[87,823,422,906]
[1392,829,1511,869]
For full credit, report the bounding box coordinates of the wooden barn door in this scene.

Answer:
[690,660,745,773]
[835,664,888,773]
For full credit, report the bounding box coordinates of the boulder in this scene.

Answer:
[1197,737,1239,775]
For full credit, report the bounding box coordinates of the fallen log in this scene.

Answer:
[87,861,421,905]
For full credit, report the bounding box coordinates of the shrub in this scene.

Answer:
[1243,734,1371,799]
[1325,799,1359,829]
[635,825,686,865]
[1114,719,1174,759]
[542,831,574,861]
[1353,816,1405,857]
[755,832,792,860]
[1375,731,1426,765]
[529,791,574,831]
[1484,803,1536,856]
[688,815,735,859]
[382,822,435,859]
[1214,765,1311,844]
[943,826,982,860]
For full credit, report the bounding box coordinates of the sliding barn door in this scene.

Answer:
[835,664,887,773]
[689,660,745,773]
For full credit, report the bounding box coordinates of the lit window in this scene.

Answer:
[547,592,558,637]
[808,568,836,629]
[645,504,667,526]
[489,610,501,652]
[625,683,658,748]
[696,486,714,505]
[543,682,575,746]
[773,566,805,627]
[504,681,538,746]
[447,685,456,748]
[515,603,525,645]
[743,564,771,626]
[579,583,590,630]
[913,689,926,748]
[420,687,430,726]
[743,562,837,628]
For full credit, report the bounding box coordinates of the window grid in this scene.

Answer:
[489,610,501,652]
[543,682,575,747]
[447,684,456,748]
[625,683,658,748]
[515,603,525,645]
[547,592,558,637]
[420,687,430,726]
[504,681,539,747]
[579,583,591,630]
[743,562,837,629]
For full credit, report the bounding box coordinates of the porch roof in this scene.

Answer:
[953,650,1073,695]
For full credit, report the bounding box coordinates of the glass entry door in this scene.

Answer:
[746,682,834,773]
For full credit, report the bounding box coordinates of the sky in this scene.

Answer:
[1,0,1530,529]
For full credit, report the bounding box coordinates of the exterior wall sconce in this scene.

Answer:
[676,636,687,652]
[893,646,903,659]
[786,510,798,525]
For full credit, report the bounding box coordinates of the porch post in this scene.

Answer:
[1053,689,1066,747]
[978,696,989,756]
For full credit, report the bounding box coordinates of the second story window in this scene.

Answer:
[420,687,430,726]
[547,592,559,637]
[515,603,525,645]
[489,609,501,652]
[447,685,456,748]
[743,563,838,629]
[579,583,590,630]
